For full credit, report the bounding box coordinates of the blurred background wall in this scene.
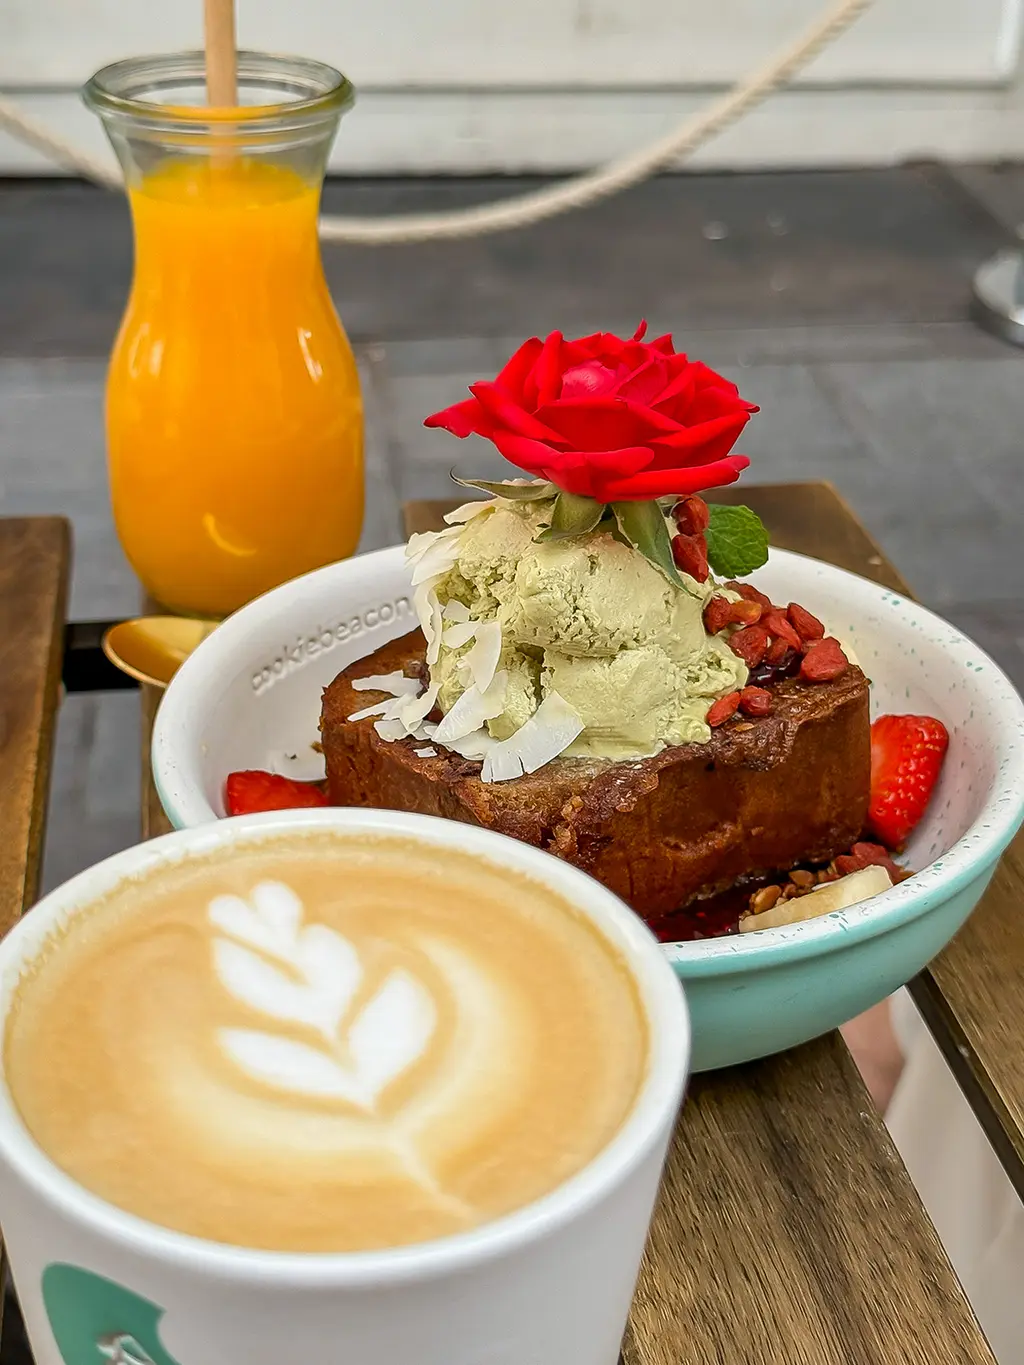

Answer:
[2,0,1024,177]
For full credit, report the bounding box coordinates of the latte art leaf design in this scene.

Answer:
[209,882,437,1112]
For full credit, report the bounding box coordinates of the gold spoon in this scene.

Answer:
[102,616,220,689]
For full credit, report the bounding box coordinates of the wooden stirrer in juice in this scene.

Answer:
[204,0,238,106]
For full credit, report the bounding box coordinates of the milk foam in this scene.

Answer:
[211,881,438,1111]
[5,834,647,1252]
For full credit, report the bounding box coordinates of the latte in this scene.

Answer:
[4,832,647,1253]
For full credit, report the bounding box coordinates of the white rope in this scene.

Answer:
[0,0,872,245]
[0,92,121,186]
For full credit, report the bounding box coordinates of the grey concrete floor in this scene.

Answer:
[0,164,1021,894]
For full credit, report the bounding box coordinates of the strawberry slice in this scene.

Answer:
[867,715,949,851]
[225,770,328,816]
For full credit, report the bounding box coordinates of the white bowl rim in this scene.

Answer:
[153,544,1024,979]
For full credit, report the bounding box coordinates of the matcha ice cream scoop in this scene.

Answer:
[429,498,746,759]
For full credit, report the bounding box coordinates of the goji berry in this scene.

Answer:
[800,636,849,682]
[703,595,733,635]
[850,841,907,882]
[787,601,824,642]
[739,686,772,717]
[706,691,741,727]
[765,636,791,665]
[672,534,709,582]
[727,580,772,610]
[729,624,770,668]
[763,610,802,650]
[672,495,710,536]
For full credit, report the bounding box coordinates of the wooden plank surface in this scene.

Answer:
[622,1034,993,1365]
[0,517,70,933]
[141,683,172,841]
[910,847,1024,1199]
[0,515,70,1350]
[138,484,998,1362]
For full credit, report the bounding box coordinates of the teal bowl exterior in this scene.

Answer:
[678,863,1000,1072]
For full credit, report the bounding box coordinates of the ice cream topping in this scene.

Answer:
[352,491,749,778]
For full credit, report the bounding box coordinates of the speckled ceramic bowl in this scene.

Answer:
[152,546,1024,1071]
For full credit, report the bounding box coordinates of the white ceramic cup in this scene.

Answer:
[0,808,690,1365]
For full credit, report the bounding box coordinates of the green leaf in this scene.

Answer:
[452,475,557,502]
[535,491,607,541]
[705,504,770,578]
[611,500,685,589]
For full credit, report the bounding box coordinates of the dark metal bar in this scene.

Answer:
[62,621,138,693]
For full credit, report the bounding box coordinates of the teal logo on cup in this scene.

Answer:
[41,1265,179,1365]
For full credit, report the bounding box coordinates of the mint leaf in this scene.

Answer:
[611,501,685,589]
[705,504,769,578]
[536,491,606,541]
[452,475,557,502]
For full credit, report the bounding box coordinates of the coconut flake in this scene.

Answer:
[410,537,462,586]
[350,672,421,697]
[390,681,440,733]
[443,499,494,525]
[413,583,445,666]
[432,671,508,745]
[441,729,501,761]
[443,599,471,623]
[374,717,414,742]
[405,525,461,564]
[425,606,444,666]
[480,692,584,783]
[442,620,478,649]
[414,745,438,758]
[464,619,503,692]
[347,700,393,722]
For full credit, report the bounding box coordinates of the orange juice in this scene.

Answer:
[107,157,363,617]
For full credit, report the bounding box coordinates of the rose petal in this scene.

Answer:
[646,412,753,467]
[632,320,648,341]
[567,332,629,365]
[614,356,670,406]
[494,335,544,399]
[648,360,699,413]
[559,361,620,400]
[562,446,654,476]
[596,454,749,501]
[534,397,679,452]
[491,433,652,497]
[423,396,494,439]
[526,331,566,407]
[490,431,567,482]
[685,384,759,425]
[468,381,565,443]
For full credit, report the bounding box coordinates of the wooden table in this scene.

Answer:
[3,486,1022,1363]
[0,517,70,1354]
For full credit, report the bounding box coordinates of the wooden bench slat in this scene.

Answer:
[0,517,71,934]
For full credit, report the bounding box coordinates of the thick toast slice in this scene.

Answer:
[320,630,870,920]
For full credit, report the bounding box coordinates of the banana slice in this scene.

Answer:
[739,864,892,933]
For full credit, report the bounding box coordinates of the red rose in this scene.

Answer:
[424,322,757,501]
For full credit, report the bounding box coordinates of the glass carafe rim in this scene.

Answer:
[83,50,353,132]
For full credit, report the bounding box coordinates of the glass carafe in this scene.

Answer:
[84,52,363,617]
